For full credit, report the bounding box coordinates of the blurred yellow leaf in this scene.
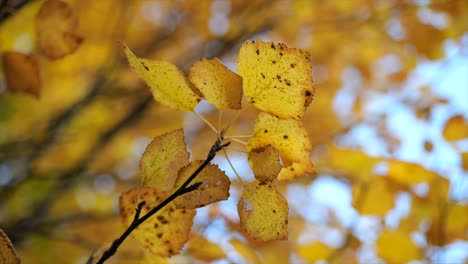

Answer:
[189,58,242,110]
[238,39,314,119]
[376,230,422,263]
[428,202,468,245]
[140,129,189,192]
[353,177,395,216]
[443,115,468,141]
[140,251,169,264]
[187,236,226,261]
[248,112,315,180]
[229,238,260,264]
[119,187,195,257]
[36,0,83,59]
[174,160,230,209]
[2,51,40,97]
[237,180,288,241]
[388,160,437,185]
[248,145,282,182]
[0,228,20,264]
[124,44,201,111]
[461,152,468,171]
[296,242,332,262]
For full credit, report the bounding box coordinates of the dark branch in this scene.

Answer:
[92,137,229,264]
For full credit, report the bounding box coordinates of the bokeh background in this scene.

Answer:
[0,0,467,263]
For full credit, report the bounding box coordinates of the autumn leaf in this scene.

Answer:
[229,238,261,263]
[238,39,314,119]
[2,51,41,97]
[352,177,396,216]
[296,242,332,262]
[187,236,226,261]
[36,0,83,59]
[248,145,282,182]
[119,187,195,257]
[140,129,189,192]
[0,229,20,264]
[387,160,437,185]
[124,44,201,111]
[442,115,468,141]
[238,180,288,241]
[248,112,315,180]
[173,160,230,209]
[189,58,243,110]
[376,229,422,263]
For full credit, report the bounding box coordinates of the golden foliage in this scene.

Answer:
[2,51,40,97]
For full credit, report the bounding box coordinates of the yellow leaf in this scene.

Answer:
[36,0,83,59]
[443,115,468,141]
[238,39,314,119]
[174,160,230,209]
[353,177,395,216]
[388,160,437,185]
[187,236,226,261]
[237,180,288,241]
[376,230,422,263]
[124,45,201,112]
[248,112,315,180]
[428,202,468,245]
[189,58,242,110]
[140,251,169,264]
[2,51,40,97]
[119,187,195,257]
[296,242,332,262]
[0,228,20,264]
[248,145,282,182]
[461,152,468,171]
[140,129,189,192]
[229,239,260,264]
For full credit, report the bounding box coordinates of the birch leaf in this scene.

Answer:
[248,145,282,182]
[124,45,201,111]
[189,58,242,109]
[238,39,314,119]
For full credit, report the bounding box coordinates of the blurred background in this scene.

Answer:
[0,0,467,263]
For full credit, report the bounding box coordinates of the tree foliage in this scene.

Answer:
[0,0,467,263]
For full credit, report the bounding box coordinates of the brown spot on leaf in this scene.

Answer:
[256,49,259,55]
[283,135,288,139]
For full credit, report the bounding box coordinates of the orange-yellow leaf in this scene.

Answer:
[124,45,201,112]
[2,51,40,97]
[229,239,260,263]
[248,112,315,180]
[461,152,468,171]
[248,145,282,182]
[174,160,230,209]
[388,160,437,185]
[237,180,288,241]
[376,230,422,263]
[353,177,395,216]
[238,39,314,119]
[36,0,83,59]
[187,236,226,261]
[442,115,468,141]
[0,228,20,264]
[189,58,242,109]
[119,187,195,257]
[140,129,189,192]
[296,242,332,262]
[428,202,468,245]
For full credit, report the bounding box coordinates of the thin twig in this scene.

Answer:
[92,137,230,264]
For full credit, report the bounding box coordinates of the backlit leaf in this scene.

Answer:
[119,187,195,257]
[249,145,282,182]
[140,251,169,264]
[428,202,468,245]
[0,228,20,264]
[229,239,260,263]
[238,39,314,119]
[174,160,230,209]
[353,177,395,216]
[140,129,189,192]
[124,45,201,111]
[388,160,437,185]
[189,58,242,109]
[187,236,226,261]
[461,152,468,171]
[442,115,468,141]
[237,180,288,241]
[376,230,422,263]
[296,242,332,262]
[36,0,83,59]
[248,112,315,180]
[2,51,40,97]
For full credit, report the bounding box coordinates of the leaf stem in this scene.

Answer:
[91,137,229,264]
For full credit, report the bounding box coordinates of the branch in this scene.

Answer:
[90,138,230,264]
